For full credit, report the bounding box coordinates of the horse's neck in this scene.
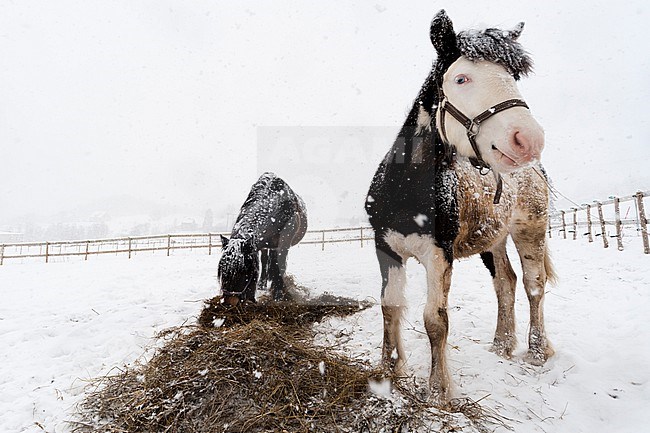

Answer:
[232,194,274,241]
[228,233,259,252]
[382,105,451,170]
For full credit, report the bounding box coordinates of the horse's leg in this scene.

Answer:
[275,247,289,300]
[376,243,407,375]
[422,245,453,403]
[269,248,289,301]
[512,226,554,365]
[258,249,269,291]
[481,239,518,358]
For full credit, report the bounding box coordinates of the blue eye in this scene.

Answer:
[454,75,469,85]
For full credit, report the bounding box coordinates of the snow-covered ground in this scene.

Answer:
[1,238,648,432]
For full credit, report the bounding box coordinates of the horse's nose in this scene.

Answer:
[223,295,240,306]
[511,128,543,162]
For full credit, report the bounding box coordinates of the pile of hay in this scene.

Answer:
[75,292,506,433]
[197,291,370,328]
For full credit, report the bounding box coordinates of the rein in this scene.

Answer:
[437,86,529,204]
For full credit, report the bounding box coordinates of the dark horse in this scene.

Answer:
[219,172,307,305]
[366,10,555,402]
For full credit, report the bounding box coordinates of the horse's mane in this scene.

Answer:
[457,27,533,80]
[218,238,248,282]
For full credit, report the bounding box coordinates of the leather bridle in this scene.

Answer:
[437,85,529,204]
[221,273,256,300]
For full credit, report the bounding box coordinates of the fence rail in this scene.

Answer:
[2,190,647,265]
[0,226,375,265]
[548,190,649,254]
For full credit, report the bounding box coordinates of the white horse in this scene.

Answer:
[365,10,555,403]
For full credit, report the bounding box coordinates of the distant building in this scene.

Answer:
[0,231,24,243]
[178,218,198,232]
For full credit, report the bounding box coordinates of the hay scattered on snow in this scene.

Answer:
[74,292,509,433]
[198,290,370,329]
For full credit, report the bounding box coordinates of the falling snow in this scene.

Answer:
[413,213,429,227]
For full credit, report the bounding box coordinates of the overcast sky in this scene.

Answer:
[1,0,648,227]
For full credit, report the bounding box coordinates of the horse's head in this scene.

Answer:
[430,10,544,174]
[217,235,259,306]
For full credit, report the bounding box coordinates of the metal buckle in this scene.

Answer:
[467,120,481,138]
[478,166,491,176]
[468,155,492,175]
[222,289,246,297]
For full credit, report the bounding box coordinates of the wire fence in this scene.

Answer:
[548,190,649,254]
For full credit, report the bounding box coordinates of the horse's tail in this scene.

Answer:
[544,245,558,287]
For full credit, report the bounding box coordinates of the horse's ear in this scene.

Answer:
[430,9,457,56]
[220,235,229,248]
[508,22,525,41]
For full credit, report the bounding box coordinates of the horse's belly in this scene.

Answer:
[257,210,307,249]
[288,211,308,247]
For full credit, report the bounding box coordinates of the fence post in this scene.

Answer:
[128,237,133,259]
[167,235,171,257]
[614,197,624,251]
[596,201,609,248]
[560,211,566,239]
[0,244,4,266]
[586,205,593,242]
[85,241,90,261]
[360,227,364,248]
[321,231,325,251]
[208,233,213,256]
[636,191,649,254]
[572,208,577,240]
[45,242,50,263]
[547,220,552,238]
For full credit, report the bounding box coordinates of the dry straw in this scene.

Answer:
[74,288,507,432]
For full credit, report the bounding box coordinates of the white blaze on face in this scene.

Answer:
[436,57,545,174]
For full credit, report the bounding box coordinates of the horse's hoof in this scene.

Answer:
[490,338,516,359]
[524,345,554,366]
[381,360,407,378]
[272,291,291,302]
[427,386,449,407]
[524,351,546,366]
[381,347,407,376]
[427,372,450,407]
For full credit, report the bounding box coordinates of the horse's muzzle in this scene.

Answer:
[222,295,241,306]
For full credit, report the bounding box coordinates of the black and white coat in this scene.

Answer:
[365,10,555,402]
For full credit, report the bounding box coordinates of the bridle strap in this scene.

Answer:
[441,98,530,132]
[440,97,529,168]
[222,273,256,299]
[438,90,529,204]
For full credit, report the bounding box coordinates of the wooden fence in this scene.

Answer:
[0,226,374,265]
[1,190,647,265]
[548,190,649,254]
